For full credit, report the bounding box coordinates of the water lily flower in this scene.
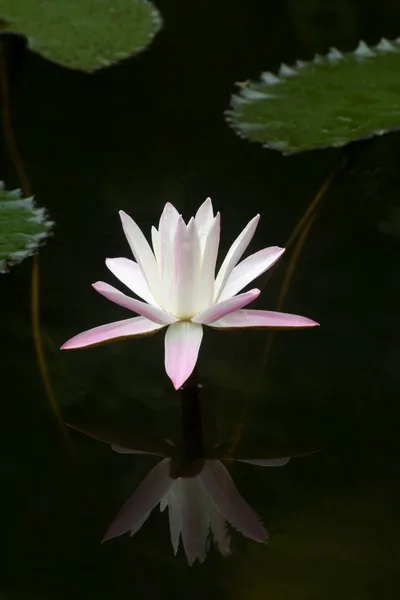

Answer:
[103,443,289,565]
[61,198,318,388]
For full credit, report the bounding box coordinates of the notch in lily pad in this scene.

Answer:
[227,38,400,153]
[0,182,53,273]
[0,0,161,71]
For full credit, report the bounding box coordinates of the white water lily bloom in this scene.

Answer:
[103,445,289,565]
[61,198,318,388]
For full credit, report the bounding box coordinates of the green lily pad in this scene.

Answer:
[227,38,400,153]
[0,0,161,71]
[0,182,53,273]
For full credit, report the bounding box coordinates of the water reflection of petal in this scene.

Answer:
[103,458,172,541]
[199,461,267,543]
[236,457,290,466]
[104,450,278,564]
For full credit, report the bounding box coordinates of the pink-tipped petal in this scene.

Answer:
[61,316,164,350]
[103,459,173,541]
[209,309,319,329]
[200,461,267,543]
[106,258,158,306]
[192,289,260,325]
[214,214,260,301]
[237,458,290,467]
[119,211,160,299]
[198,213,220,310]
[219,246,285,301]
[164,322,203,389]
[93,281,177,325]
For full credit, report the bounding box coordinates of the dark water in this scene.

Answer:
[1,0,400,597]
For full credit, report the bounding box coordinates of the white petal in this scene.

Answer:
[106,257,158,305]
[200,461,267,543]
[214,215,260,301]
[172,217,202,318]
[166,483,183,554]
[93,281,177,325]
[158,202,180,231]
[111,445,164,457]
[164,322,203,389]
[197,213,220,311]
[119,211,161,300]
[151,226,161,265]
[159,203,181,312]
[192,289,259,325]
[111,445,138,454]
[219,246,285,301]
[202,489,231,557]
[237,458,290,467]
[102,458,173,541]
[208,309,319,329]
[180,478,209,565]
[195,197,214,251]
[160,495,168,513]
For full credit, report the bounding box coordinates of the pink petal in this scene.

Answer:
[119,211,160,300]
[219,246,285,301]
[103,459,173,541]
[164,322,203,389]
[209,309,319,329]
[192,289,260,325]
[214,214,260,301]
[200,461,267,543]
[61,316,165,350]
[93,281,177,325]
[106,257,157,305]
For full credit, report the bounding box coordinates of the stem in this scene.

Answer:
[180,368,204,460]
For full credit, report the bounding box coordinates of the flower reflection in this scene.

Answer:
[103,442,289,565]
[61,198,318,389]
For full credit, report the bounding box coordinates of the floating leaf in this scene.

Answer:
[0,182,53,272]
[0,0,161,71]
[227,38,400,153]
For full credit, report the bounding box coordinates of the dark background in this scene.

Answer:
[1,0,400,598]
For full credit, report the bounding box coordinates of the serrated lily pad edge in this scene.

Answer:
[89,3,163,72]
[226,38,400,154]
[0,0,163,72]
[0,182,54,274]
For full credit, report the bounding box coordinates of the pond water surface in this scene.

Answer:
[1,0,400,598]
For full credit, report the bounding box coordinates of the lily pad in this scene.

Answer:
[227,38,400,153]
[0,182,53,273]
[0,0,161,71]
